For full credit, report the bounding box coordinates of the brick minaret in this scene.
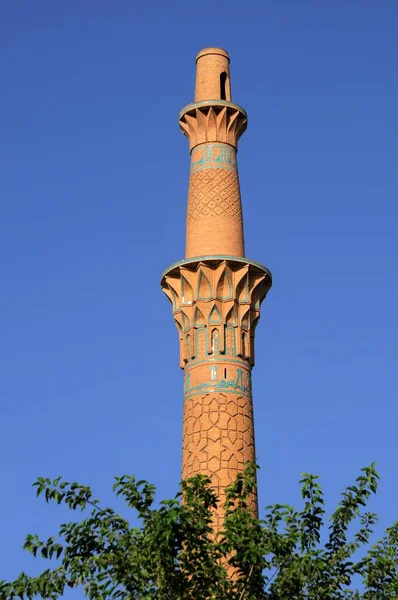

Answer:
[161,48,272,524]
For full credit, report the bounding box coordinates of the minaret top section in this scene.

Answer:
[194,47,231,102]
[178,47,249,258]
[179,48,247,153]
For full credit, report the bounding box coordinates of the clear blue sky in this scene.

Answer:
[1,1,397,593]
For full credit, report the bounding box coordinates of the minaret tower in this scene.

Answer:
[161,48,272,523]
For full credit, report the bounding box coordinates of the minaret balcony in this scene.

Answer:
[179,100,247,151]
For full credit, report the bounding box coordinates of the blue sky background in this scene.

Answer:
[1,1,397,594]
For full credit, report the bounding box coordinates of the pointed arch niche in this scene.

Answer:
[198,270,212,300]
[181,276,193,304]
[226,305,238,326]
[209,305,222,324]
[216,270,232,300]
[181,312,190,332]
[193,307,205,327]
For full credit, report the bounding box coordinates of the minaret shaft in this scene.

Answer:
[162,48,272,526]
[186,142,244,258]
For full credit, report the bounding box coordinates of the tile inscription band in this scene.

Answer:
[190,143,237,174]
[184,365,252,401]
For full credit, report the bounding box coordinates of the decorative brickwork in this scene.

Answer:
[162,258,271,369]
[185,142,244,257]
[179,104,247,152]
[183,393,257,527]
[187,168,242,222]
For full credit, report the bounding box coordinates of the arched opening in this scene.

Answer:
[242,332,247,358]
[220,72,228,100]
[210,329,220,355]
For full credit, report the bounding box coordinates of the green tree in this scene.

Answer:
[1,463,397,599]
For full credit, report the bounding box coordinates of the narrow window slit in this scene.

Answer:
[220,72,227,100]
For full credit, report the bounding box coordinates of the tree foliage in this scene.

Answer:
[1,463,397,599]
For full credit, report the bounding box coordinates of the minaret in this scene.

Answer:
[161,48,272,524]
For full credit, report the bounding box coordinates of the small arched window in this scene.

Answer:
[211,329,220,355]
[220,72,228,100]
[242,332,247,358]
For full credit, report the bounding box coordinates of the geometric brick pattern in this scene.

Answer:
[183,392,257,526]
[187,168,242,222]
